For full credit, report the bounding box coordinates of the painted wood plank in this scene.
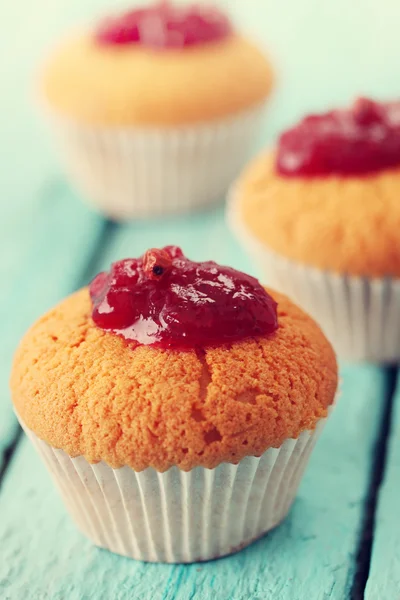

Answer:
[0,0,112,472]
[0,360,385,599]
[365,378,400,600]
[97,207,254,275]
[0,183,105,471]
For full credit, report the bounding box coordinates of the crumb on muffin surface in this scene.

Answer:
[42,34,273,126]
[11,288,337,472]
[238,151,400,278]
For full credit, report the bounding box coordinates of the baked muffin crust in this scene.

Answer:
[11,288,337,471]
[42,34,273,126]
[238,151,400,278]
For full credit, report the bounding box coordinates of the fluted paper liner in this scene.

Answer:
[21,416,326,563]
[46,105,265,220]
[227,188,400,363]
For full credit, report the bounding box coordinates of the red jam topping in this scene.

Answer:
[276,98,400,177]
[89,246,278,349]
[95,2,232,49]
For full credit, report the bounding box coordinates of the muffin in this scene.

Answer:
[11,246,337,563]
[41,2,273,219]
[228,97,400,362]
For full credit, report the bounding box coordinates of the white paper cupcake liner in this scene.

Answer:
[227,189,400,363]
[46,104,266,220]
[21,416,326,563]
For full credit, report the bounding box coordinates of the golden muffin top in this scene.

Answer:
[42,33,273,126]
[11,287,337,472]
[237,151,400,278]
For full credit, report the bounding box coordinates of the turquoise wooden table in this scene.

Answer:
[2,1,400,599]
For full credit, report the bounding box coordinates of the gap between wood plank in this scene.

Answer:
[0,425,23,490]
[0,218,119,491]
[350,366,398,600]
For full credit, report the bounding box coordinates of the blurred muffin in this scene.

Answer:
[41,2,273,219]
[228,97,400,362]
[11,246,337,563]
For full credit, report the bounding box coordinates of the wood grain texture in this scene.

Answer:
[0,0,110,472]
[0,362,385,600]
[0,185,105,473]
[97,206,253,275]
[365,380,400,600]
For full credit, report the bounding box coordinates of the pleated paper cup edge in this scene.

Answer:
[43,103,267,220]
[17,408,331,563]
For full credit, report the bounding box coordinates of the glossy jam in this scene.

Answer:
[89,246,278,349]
[96,2,232,49]
[276,98,400,177]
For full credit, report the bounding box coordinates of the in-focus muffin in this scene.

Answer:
[229,97,400,362]
[42,2,273,219]
[11,246,337,563]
